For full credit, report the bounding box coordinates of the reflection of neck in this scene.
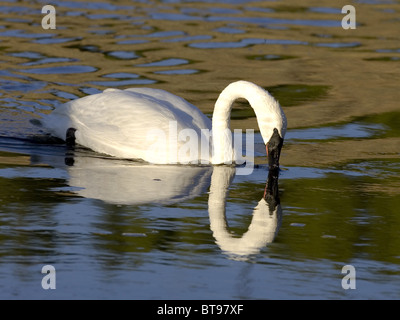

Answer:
[208,166,281,258]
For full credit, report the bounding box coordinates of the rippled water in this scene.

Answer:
[1,0,400,299]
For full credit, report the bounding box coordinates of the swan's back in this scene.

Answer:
[43,88,212,163]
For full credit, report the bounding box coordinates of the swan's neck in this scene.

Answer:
[211,81,286,164]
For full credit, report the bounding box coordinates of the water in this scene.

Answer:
[1,0,400,300]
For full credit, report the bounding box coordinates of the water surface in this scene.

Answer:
[1,0,400,299]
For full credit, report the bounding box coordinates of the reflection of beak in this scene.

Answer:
[263,167,280,211]
[266,143,281,170]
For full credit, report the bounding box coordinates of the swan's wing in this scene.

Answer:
[42,88,211,161]
[123,87,211,131]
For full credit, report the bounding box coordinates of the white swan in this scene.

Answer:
[41,81,287,167]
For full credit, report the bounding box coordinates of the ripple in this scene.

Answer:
[290,223,306,227]
[9,52,78,66]
[18,65,97,75]
[214,27,245,34]
[247,54,297,60]
[376,48,400,53]
[46,1,132,10]
[154,69,199,75]
[315,42,361,48]
[207,15,341,28]
[89,73,156,87]
[103,72,141,79]
[150,12,202,21]
[146,30,186,38]
[0,74,46,92]
[285,122,386,141]
[122,233,147,238]
[0,29,54,39]
[0,5,34,15]
[162,35,212,43]
[137,58,189,67]
[190,38,307,49]
[22,57,78,67]
[87,13,132,20]
[321,235,337,239]
[51,90,79,100]
[106,51,139,60]
[89,79,156,86]
[9,52,43,59]
[66,44,101,53]
[34,37,82,44]
[364,56,400,61]
[181,7,242,15]
[79,87,102,95]
[309,7,342,14]
[117,39,149,45]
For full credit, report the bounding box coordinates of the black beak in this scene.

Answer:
[266,128,284,170]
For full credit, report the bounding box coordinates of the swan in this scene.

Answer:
[41,80,287,168]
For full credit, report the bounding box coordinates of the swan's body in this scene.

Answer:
[42,81,286,166]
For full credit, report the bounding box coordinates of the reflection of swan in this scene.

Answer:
[41,81,286,167]
[208,166,282,257]
[66,155,212,205]
[64,151,281,257]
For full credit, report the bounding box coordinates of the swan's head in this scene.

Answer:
[234,82,286,169]
[213,80,286,167]
[266,128,284,170]
[257,101,286,170]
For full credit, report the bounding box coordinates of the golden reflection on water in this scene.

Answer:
[1,0,399,171]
